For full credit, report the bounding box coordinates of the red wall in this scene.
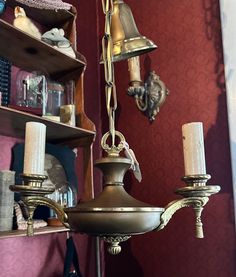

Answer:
[103,0,236,276]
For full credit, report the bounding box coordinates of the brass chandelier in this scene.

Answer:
[11,0,220,256]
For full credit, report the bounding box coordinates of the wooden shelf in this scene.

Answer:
[0,226,69,239]
[0,106,95,146]
[7,0,75,27]
[0,19,85,79]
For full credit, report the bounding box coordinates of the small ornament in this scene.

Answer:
[42,28,76,58]
[13,6,41,39]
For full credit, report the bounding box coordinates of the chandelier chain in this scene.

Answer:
[102,0,117,146]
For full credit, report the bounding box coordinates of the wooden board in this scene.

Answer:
[0,226,69,239]
[0,106,95,145]
[0,20,85,79]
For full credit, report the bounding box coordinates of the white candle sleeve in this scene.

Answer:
[182,122,206,175]
[23,122,46,175]
[128,56,142,82]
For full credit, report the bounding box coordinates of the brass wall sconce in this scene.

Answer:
[10,0,220,258]
[109,0,169,121]
[127,56,169,121]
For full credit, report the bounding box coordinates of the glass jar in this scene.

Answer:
[44,81,65,116]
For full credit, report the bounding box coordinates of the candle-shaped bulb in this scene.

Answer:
[128,56,142,83]
[182,122,206,175]
[23,122,46,175]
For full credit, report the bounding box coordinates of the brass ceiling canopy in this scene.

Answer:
[111,0,157,62]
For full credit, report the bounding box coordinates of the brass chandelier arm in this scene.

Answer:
[22,196,70,236]
[155,197,209,238]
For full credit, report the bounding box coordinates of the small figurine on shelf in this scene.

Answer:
[41,28,76,58]
[13,6,41,39]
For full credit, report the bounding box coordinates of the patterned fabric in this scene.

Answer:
[15,0,72,10]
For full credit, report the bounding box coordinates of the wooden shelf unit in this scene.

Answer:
[0,4,96,236]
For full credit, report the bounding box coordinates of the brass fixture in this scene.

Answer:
[10,174,69,236]
[110,0,157,62]
[127,65,169,121]
[10,0,220,256]
[156,174,220,238]
[108,0,168,120]
[10,148,220,254]
[64,131,164,255]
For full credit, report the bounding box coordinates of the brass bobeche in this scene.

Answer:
[10,142,220,254]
